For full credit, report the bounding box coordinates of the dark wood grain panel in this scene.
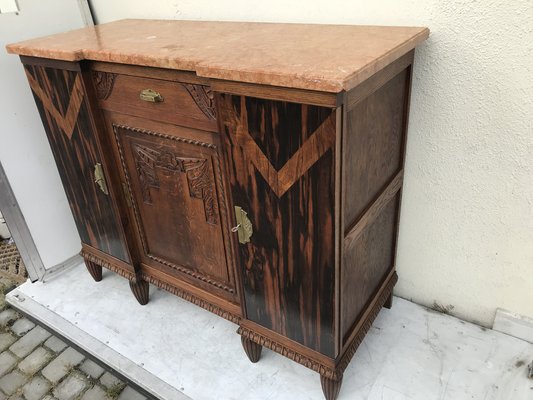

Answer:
[343,69,409,231]
[341,193,400,342]
[218,94,337,357]
[23,62,130,263]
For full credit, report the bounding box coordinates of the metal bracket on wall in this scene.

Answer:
[0,162,46,282]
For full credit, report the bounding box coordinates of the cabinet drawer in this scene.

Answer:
[92,71,218,132]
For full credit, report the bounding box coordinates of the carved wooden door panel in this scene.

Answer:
[113,123,237,301]
[218,94,339,357]
[23,61,130,263]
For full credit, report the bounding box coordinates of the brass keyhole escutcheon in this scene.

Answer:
[139,89,164,103]
[233,206,253,244]
[94,163,108,195]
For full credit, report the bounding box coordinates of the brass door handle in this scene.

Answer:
[233,206,253,244]
[94,163,108,195]
[139,89,163,103]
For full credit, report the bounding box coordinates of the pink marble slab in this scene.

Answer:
[6,19,429,92]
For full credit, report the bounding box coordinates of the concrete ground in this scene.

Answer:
[0,271,148,400]
[8,263,533,400]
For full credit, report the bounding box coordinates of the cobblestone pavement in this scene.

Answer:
[0,272,149,400]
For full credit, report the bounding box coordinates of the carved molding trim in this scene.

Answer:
[92,71,117,100]
[112,124,236,294]
[133,143,218,225]
[238,325,338,379]
[143,253,235,293]
[238,271,398,380]
[184,84,217,120]
[80,249,136,281]
[80,249,240,323]
[140,272,241,324]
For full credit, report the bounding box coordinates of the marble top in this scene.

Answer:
[6,19,429,92]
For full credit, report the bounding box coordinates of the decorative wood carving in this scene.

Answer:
[129,279,149,305]
[112,124,235,295]
[84,260,102,282]
[80,249,136,281]
[80,248,241,323]
[132,143,218,225]
[238,325,338,379]
[92,71,117,100]
[140,272,241,324]
[241,337,262,363]
[184,84,217,120]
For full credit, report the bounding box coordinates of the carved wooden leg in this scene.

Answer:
[383,292,393,309]
[320,374,343,400]
[84,260,102,282]
[241,336,262,363]
[129,279,149,305]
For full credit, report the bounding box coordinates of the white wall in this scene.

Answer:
[89,0,533,327]
[0,0,90,268]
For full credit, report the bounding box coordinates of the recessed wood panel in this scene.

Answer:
[343,70,408,231]
[341,193,400,342]
[112,123,237,301]
[24,63,130,263]
[218,94,338,357]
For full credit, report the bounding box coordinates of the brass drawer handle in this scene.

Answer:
[94,163,108,195]
[233,206,253,244]
[139,89,163,103]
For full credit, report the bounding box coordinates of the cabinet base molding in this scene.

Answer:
[84,260,102,282]
[80,248,241,324]
[139,272,242,324]
[80,249,136,281]
[237,325,339,380]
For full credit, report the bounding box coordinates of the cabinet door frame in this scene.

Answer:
[21,57,132,266]
[217,93,342,357]
[103,112,240,303]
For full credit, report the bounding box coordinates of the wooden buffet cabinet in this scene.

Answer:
[7,20,428,400]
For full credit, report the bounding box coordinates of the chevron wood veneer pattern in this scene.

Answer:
[25,70,84,140]
[232,97,336,198]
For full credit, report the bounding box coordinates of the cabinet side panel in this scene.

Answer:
[23,63,130,262]
[218,94,337,357]
[343,70,408,231]
[341,68,410,342]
